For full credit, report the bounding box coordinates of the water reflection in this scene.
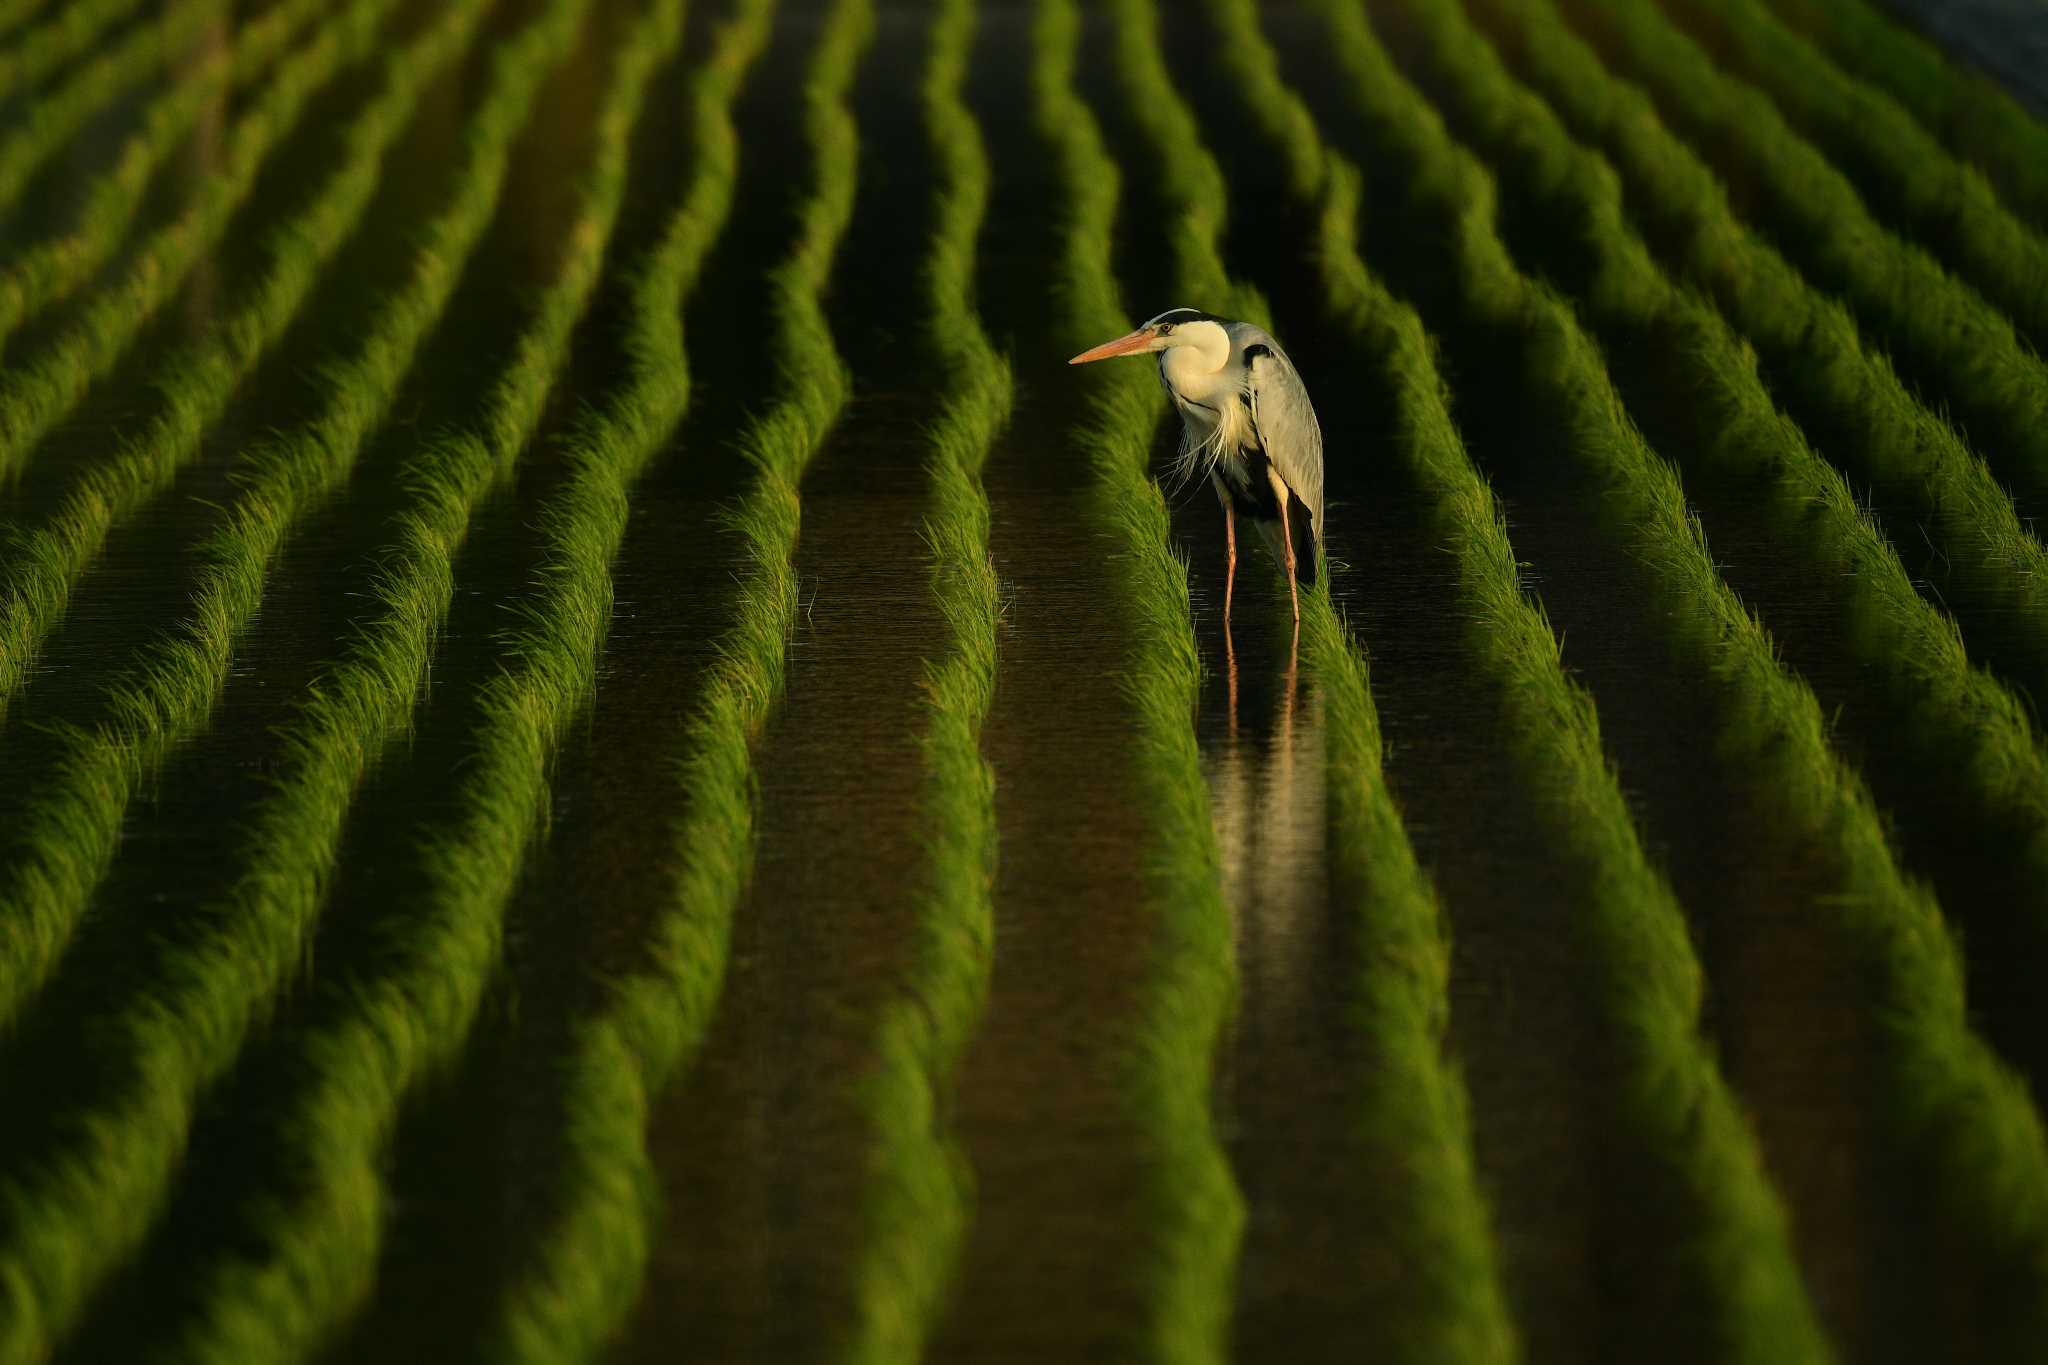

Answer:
[1202,610,1327,1028]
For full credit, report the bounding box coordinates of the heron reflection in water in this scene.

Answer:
[1207,606,1329,1051]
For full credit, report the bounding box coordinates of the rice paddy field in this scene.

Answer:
[3,0,2048,1360]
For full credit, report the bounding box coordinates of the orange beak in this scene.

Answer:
[1068,326,1160,364]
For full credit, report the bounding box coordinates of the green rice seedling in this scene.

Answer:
[0,0,487,1037]
[1314,0,2048,1341]
[0,0,53,45]
[1464,0,2048,710]
[0,0,227,216]
[839,2,1008,1358]
[0,0,630,1357]
[0,0,481,723]
[1393,0,2048,1093]
[1104,0,1257,317]
[0,0,153,104]
[0,0,528,1004]
[0,0,587,1353]
[1766,0,2048,227]
[1297,528,1520,1365]
[1040,3,1242,1359]
[0,0,332,355]
[1208,0,1830,1357]
[0,0,403,486]
[1541,0,2048,509]
[1109,2,1521,1360]
[481,2,885,1356]
[1655,0,2048,349]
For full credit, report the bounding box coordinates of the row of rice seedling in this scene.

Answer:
[1398,0,2048,1081]
[1657,0,2048,349]
[0,0,478,719]
[0,0,485,1037]
[1038,3,1241,1359]
[0,0,151,104]
[0,0,331,353]
[1765,0,2048,228]
[114,0,806,1342]
[1110,1,1519,1358]
[1546,0,2048,513]
[0,0,51,47]
[1208,1,1825,1356]
[1103,0,1254,312]
[0,0,225,219]
[1464,0,2048,709]
[1316,0,2048,1341]
[0,0,399,485]
[839,0,1008,1358]
[0,0,572,1353]
[1292,474,1521,1365]
[478,0,877,1356]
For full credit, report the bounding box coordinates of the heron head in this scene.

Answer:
[1068,308,1226,364]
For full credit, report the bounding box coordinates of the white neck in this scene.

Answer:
[1160,322,1232,404]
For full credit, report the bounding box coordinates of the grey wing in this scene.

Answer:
[1241,335,1324,542]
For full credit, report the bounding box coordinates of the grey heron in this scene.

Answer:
[1070,308,1324,621]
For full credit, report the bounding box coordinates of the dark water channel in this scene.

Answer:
[618,7,946,1360]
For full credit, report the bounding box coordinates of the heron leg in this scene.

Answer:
[1224,499,1237,621]
[1277,491,1300,621]
[1225,617,1239,738]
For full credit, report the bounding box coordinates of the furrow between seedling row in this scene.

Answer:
[0,0,488,1034]
[0,0,404,486]
[1115,0,1526,1359]
[1656,0,2048,352]
[1466,0,2048,733]
[1763,0,2048,227]
[1220,0,1833,1356]
[0,0,473,726]
[837,1,1007,1358]
[470,0,869,1357]
[0,0,227,230]
[1545,0,2048,520]
[0,0,332,354]
[1039,3,1241,1360]
[0,0,154,105]
[1403,0,2048,1111]
[1321,0,2048,1345]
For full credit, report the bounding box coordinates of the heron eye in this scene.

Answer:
[1158,323,1174,335]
